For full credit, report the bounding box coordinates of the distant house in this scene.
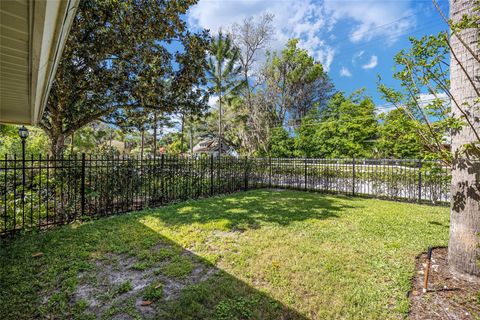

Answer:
[107,140,126,154]
[192,137,237,157]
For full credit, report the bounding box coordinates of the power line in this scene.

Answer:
[266,96,451,128]
[376,96,450,110]
[274,114,446,128]
[333,21,447,57]
[326,12,423,48]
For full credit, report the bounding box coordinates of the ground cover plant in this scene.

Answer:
[0,189,449,319]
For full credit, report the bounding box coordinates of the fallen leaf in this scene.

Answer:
[141,300,152,306]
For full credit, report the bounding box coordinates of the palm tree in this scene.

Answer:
[448,0,480,278]
[206,30,243,157]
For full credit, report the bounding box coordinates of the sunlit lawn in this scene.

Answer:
[0,189,449,319]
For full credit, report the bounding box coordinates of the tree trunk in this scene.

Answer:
[70,132,74,155]
[49,133,66,159]
[189,117,194,154]
[141,130,145,160]
[153,112,158,158]
[180,113,185,153]
[448,0,480,279]
[218,92,222,158]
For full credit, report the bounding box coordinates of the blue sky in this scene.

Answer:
[186,0,450,109]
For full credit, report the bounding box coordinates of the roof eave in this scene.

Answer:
[0,0,79,125]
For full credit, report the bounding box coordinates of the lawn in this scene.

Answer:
[0,189,449,319]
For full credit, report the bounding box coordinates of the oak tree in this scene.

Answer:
[40,0,209,158]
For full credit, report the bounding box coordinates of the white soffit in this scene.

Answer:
[0,0,79,125]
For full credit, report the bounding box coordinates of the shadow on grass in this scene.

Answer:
[0,198,310,319]
[428,220,449,228]
[151,189,358,231]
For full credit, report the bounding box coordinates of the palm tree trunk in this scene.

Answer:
[218,92,222,158]
[448,0,480,279]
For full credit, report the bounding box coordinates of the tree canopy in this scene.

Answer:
[41,0,209,157]
[263,39,333,125]
[303,91,378,158]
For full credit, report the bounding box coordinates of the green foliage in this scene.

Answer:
[377,109,424,159]
[377,31,462,162]
[165,135,189,155]
[268,127,295,158]
[294,108,321,157]
[41,0,209,157]
[66,122,123,156]
[213,297,257,320]
[206,31,244,97]
[311,91,378,158]
[143,282,164,301]
[264,38,333,124]
[116,281,132,295]
[206,30,244,152]
[197,95,249,154]
[0,124,49,156]
[162,257,194,278]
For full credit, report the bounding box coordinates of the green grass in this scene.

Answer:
[0,189,449,319]
[143,282,163,301]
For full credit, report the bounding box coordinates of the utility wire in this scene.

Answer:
[333,21,446,57]
[326,13,426,48]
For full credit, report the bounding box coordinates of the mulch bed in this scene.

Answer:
[409,247,480,319]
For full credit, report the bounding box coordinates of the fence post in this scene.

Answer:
[210,154,214,196]
[244,156,248,191]
[269,157,272,188]
[352,156,356,196]
[160,154,164,204]
[4,154,7,232]
[21,141,26,227]
[304,158,307,190]
[418,160,422,202]
[81,153,86,217]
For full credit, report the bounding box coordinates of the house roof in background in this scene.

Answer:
[193,138,232,153]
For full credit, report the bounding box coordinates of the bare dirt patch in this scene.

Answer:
[73,247,216,318]
[409,247,480,319]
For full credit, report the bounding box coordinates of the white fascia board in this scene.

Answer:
[30,0,79,124]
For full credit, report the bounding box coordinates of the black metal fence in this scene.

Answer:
[0,155,450,235]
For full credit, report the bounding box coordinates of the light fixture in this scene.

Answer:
[18,125,29,140]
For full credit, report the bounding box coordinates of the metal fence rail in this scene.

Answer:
[249,158,450,203]
[0,155,450,235]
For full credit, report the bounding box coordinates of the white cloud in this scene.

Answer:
[352,50,364,64]
[361,55,378,69]
[208,95,218,108]
[376,92,450,114]
[339,67,352,77]
[188,0,417,71]
[324,0,416,45]
[188,0,271,34]
[188,0,336,71]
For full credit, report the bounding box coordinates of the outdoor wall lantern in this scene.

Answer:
[18,125,29,141]
[18,125,29,160]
